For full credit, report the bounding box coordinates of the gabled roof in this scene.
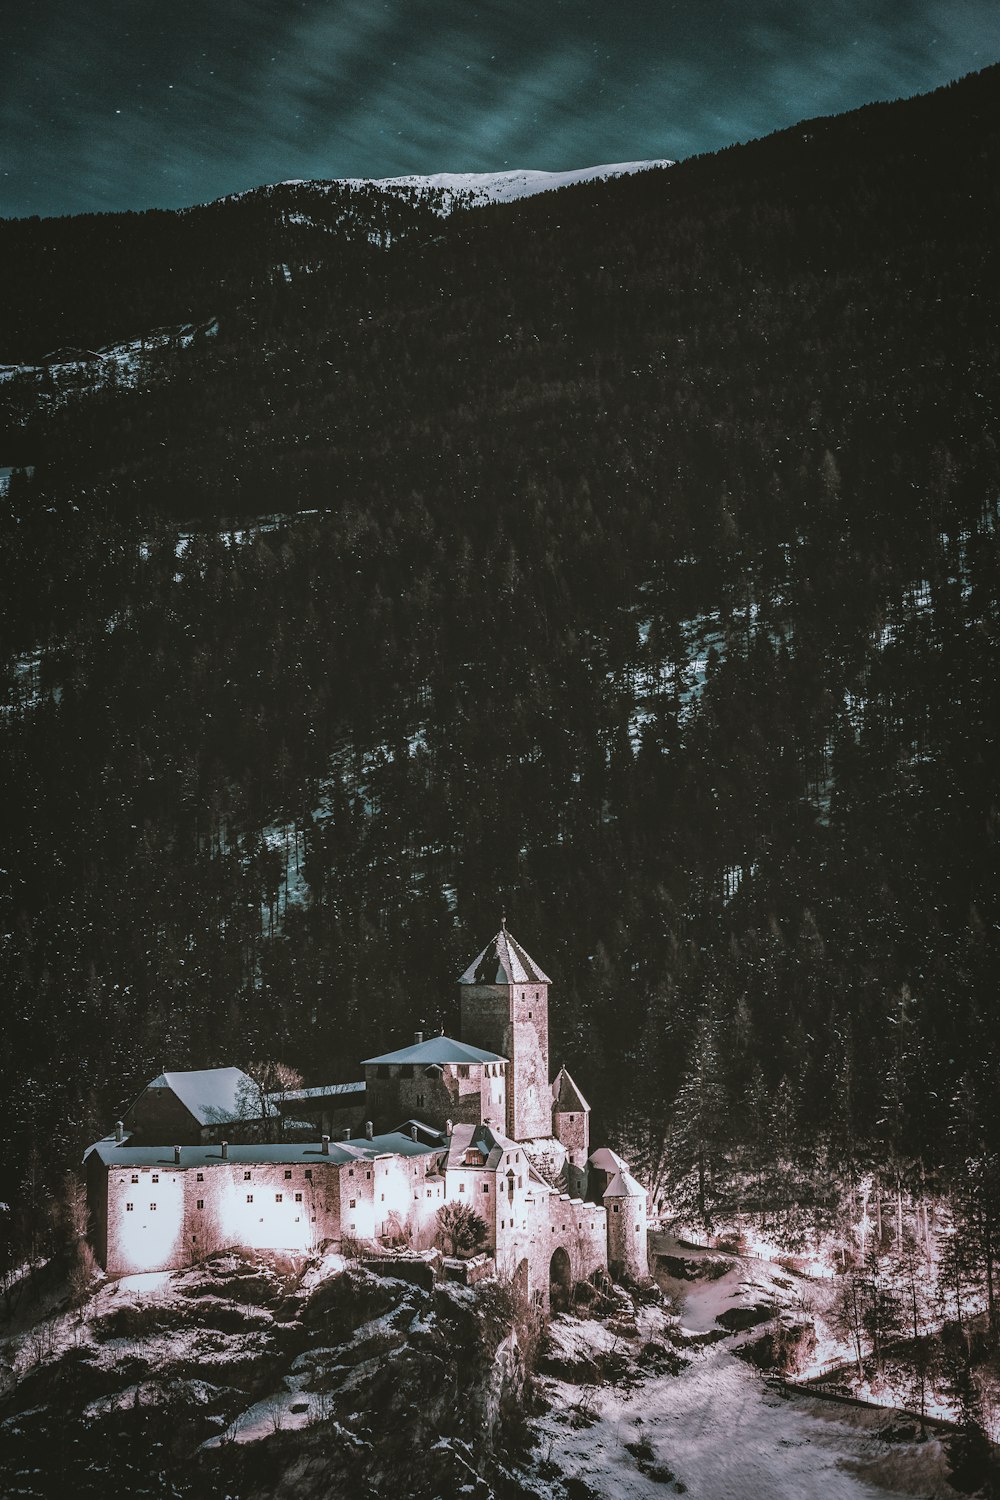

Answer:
[446,1121,514,1173]
[552,1065,590,1114]
[459,926,551,986]
[145,1068,271,1126]
[362,1036,505,1066]
[603,1167,647,1200]
[445,1123,552,1191]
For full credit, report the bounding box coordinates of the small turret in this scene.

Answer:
[603,1167,649,1281]
[552,1065,590,1196]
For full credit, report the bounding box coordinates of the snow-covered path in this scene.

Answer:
[539,1343,937,1499]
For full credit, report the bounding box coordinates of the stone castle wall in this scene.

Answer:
[607,1193,649,1281]
[461,982,551,1139]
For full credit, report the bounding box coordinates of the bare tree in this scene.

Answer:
[236,1060,303,1141]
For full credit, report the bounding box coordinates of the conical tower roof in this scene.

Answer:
[458,925,551,986]
[552,1065,590,1113]
[603,1167,647,1200]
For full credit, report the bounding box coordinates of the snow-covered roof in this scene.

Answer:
[82,1129,133,1163]
[268,1081,365,1103]
[362,1036,505,1066]
[90,1130,441,1170]
[588,1146,627,1175]
[445,1123,552,1191]
[603,1168,647,1200]
[552,1065,590,1114]
[459,927,551,986]
[395,1119,448,1146]
[446,1121,514,1173]
[145,1068,272,1126]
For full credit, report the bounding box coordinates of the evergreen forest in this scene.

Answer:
[1,64,999,1277]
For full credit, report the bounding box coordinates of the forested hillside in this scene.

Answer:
[1,66,998,1257]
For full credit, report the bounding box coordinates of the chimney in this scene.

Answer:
[173,1145,181,1165]
[365,1120,374,1140]
[221,1140,229,1159]
[321,1134,330,1155]
[414,1029,424,1045]
[445,1119,453,1138]
[340,1127,352,1141]
[114,1120,124,1144]
[410,1125,419,1142]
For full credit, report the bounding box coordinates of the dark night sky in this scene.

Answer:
[2,0,998,220]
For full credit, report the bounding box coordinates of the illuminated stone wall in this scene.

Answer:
[366,1061,506,1135]
[553,1108,589,1172]
[104,1163,189,1275]
[460,983,550,1139]
[606,1190,649,1281]
[100,1158,343,1274]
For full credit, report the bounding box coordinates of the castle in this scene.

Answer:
[86,926,649,1304]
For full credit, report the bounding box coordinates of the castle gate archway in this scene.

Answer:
[549,1245,572,1313]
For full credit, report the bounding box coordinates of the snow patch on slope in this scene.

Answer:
[280,160,674,216]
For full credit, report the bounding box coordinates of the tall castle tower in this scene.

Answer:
[459,923,552,1141]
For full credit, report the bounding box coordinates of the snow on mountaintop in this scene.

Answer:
[278,160,674,215]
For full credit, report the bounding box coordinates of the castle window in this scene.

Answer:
[366,1171,371,1180]
[151,1174,159,1183]
[380,1193,384,1202]
[130,1174,139,1184]
[416,1093,425,1108]
[458,1065,469,1079]
[150,1203,157,1212]
[482,1183,490,1193]
[197,1172,204,1182]
[528,1011,532,1019]
[284,1170,292,1179]
[459,1183,465,1193]
[304,1170,312,1179]
[613,1204,620,1214]
[426,1189,432,1198]
[247,1194,253,1203]
[295,1192,302,1203]
[349,1199,356,1209]
[244,1171,251,1181]
[275,1193,283,1203]
[348,1168,354,1178]
[464,1149,485,1166]
[126,1203,133,1212]
[197,1199,204,1210]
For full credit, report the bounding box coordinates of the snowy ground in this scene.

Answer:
[2,1248,964,1498]
[533,1238,960,1500]
[537,1335,954,1500]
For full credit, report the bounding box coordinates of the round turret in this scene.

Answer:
[603,1166,648,1281]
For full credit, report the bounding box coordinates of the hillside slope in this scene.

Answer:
[0,66,998,1243]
